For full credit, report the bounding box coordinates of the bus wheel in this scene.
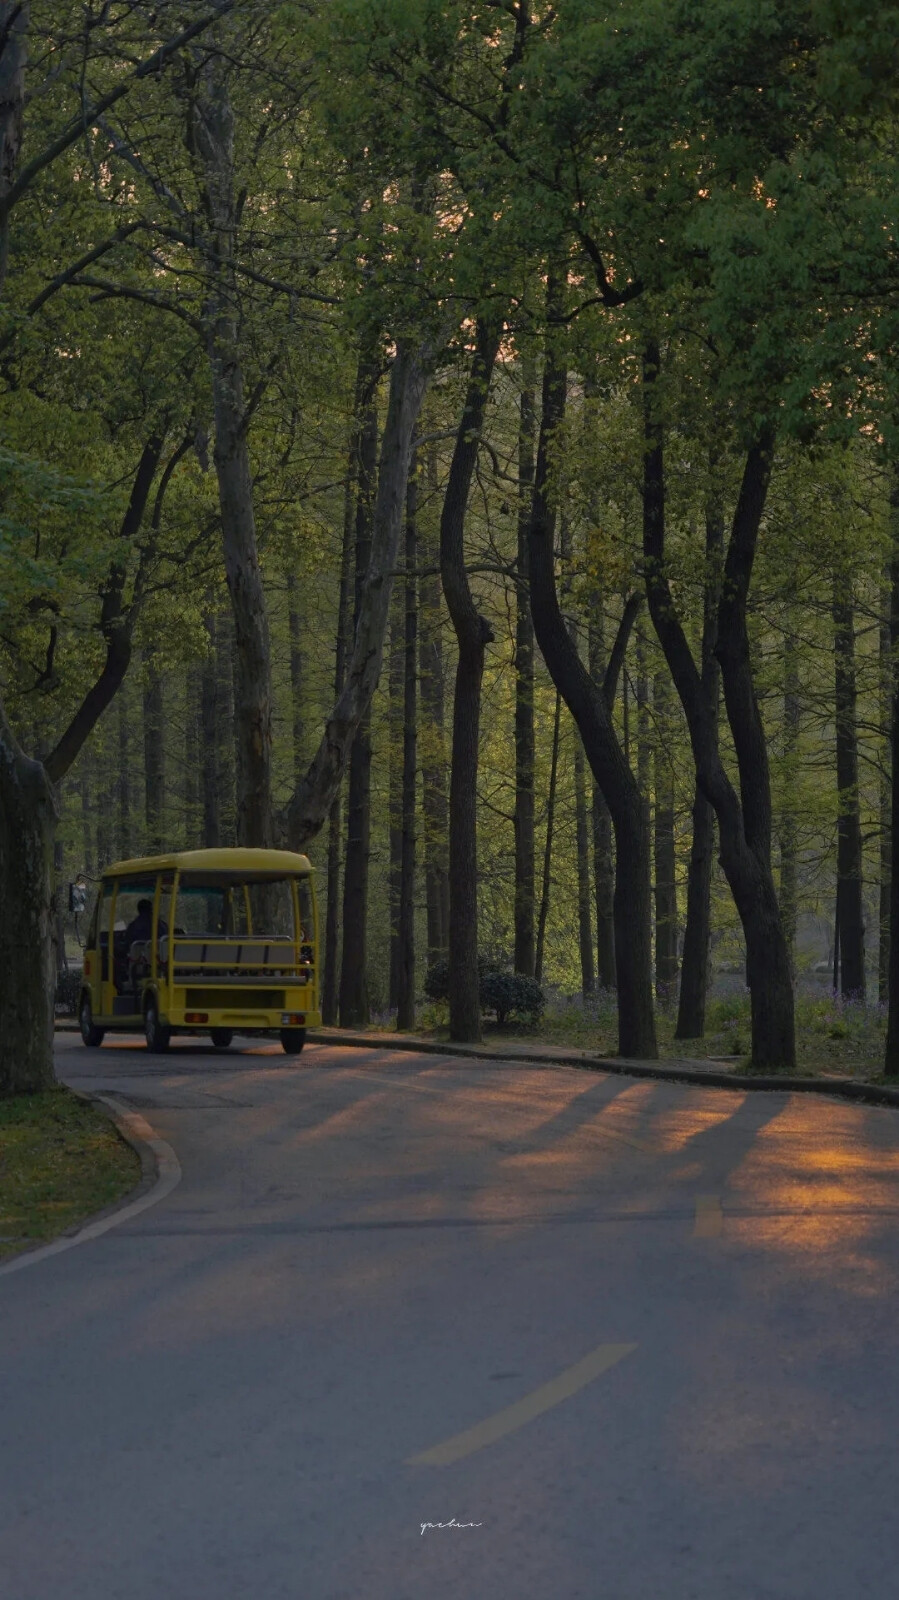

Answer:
[79,993,105,1048]
[145,999,171,1054]
[210,1029,233,1049]
[280,1028,306,1055]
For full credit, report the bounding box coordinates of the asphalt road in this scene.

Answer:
[3,1033,899,1600]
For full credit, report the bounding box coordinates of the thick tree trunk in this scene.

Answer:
[653,668,678,1008]
[339,384,379,1028]
[833,575,865,999]
[535,692,561,985]
[529,309,656,1059]
[419,451,450,965]
[514,370,536,976]
[642,342,794,1069]
[288,571,304,777]
[440,321,503,1041]
[0,712,57,1095]
[396,464,418,1030]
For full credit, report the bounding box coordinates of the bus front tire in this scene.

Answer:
[210,1029,233,1049]
[79,994,105,1048]
[145,999,171,1054]
[280,1028,306,1055]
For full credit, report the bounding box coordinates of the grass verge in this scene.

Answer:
[0,1086,141,1262]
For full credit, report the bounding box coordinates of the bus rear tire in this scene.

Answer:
[145,999,171,1054]
[280,1028,306,1055]
[79,993,104,1048]
[210,1029,233,1049]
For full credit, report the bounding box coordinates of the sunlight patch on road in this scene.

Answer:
[407,1342,637,1466]
[693,1194,724,1237]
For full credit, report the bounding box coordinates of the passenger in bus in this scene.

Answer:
[124,898,167,944]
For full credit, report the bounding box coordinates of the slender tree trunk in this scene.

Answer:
[514,368,536,976]
[396,463,418,1030]
[388,565,405,1010]
[642,342,794,1069]
[183,669,200,847]
[288,570,304,778]
[588,609,616,989]
[440,320,503,1041]
[419,448,450,965]
[200,610,220,848]
[54,835,67,979]
[779,626,800,973]
[322,397,360,1026]
[653,668,679,1007]
[880,568,892,1003]
[117,692,131,859]
[339,381,379,1027]
[529,300,656,1059]
[535,692,561,985]
[833,573,865,999]
[143,653,165,854]
[885,464,899,1071]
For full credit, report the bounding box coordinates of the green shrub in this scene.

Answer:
[423,959,544,1025]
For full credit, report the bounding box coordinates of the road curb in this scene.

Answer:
[0,1091,182,1279]
[304,1029,899,1109]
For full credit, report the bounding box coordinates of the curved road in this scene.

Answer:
[3,1033,899,1599]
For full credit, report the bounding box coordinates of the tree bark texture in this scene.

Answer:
[143,653,165,855]
[779,625,800,974]
[388,567,405,1010]
[642,342,794,1069]
[440,320,503,1041]
[535,692,561,986]
[396,464,418,1030]
[0,708,57,1095]
[529,313,656,1059]
[419,448,450,964]
[653,667,679,1007]
[339,384,379,1028]
[880,564,893,1003]
[832,574,865,999]
[200,611,221,847]
[588,609,616,989]
[514,369,536,976]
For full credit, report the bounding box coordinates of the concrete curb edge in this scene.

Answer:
[304,1029,899,1109]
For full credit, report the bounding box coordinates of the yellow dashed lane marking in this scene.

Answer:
[693,1195,724,1237]
[407,1342,637,1467]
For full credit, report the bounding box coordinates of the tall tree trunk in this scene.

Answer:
[288,571,304,778]
[588,609,616,989]
[560,514,595,999]
[419,447,450,965]
[116,691,131,859]
[885,465,899,1072]
[396,462,418,1030]
[440,320,503,1041]
[388,565,405,1010]
[143,653,165,855]
[653,667,679,1007]
[514,368,537,976]
[833,573,865,999]
[880,567,892,1002]
[529,303,656,1059]
[339,381,379,1027]
[200,610,221,848]
[642,342,794,1069]
[183,668,200,847]
[535,691,561,985]
[322,394,361,1026]
[54,835,67,980]
[779,625,800,973]
[193,64,273,849]
[0,709,57,1094]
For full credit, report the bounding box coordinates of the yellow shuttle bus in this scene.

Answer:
[78,849,319,1054]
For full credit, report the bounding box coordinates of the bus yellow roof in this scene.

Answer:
[102,848,314,877]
